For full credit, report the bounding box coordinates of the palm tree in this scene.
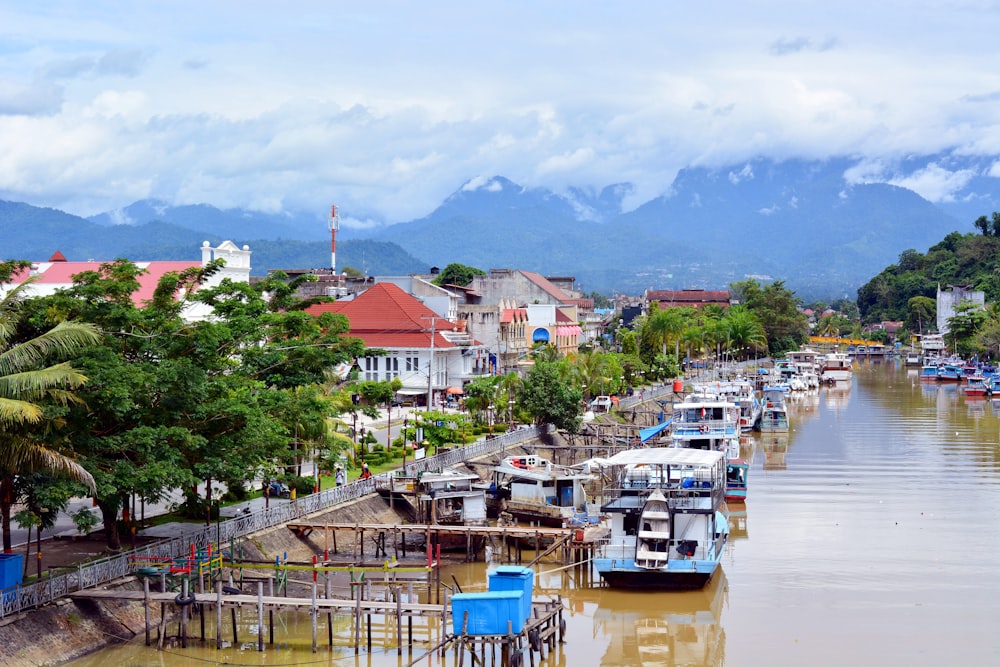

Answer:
[721,306,768,359]
[1,279,100,552]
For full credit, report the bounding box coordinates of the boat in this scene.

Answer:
[905,352,923,366]
[487,455,596,527]
[963,374,989,398]
[670,393,746,502]
[592,448,729,590]
[758,387,790,432]
[919,360,940,381]
[377,469,489,550]
[724,458,748,503]
[819,350,852,382]
[670,395,741,460]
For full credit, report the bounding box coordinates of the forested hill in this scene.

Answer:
[857,225,1000,327]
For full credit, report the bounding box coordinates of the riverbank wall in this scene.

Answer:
[0,493,411,666]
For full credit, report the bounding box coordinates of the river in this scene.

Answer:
[65,359,1000,666]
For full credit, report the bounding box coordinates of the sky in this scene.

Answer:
[3,1,1000,229]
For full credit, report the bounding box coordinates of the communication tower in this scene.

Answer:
[327,204,340,273]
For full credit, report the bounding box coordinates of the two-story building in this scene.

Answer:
[304,282,488,407]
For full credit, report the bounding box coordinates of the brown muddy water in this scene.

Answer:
[64,360,1000,666]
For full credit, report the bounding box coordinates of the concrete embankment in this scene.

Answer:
[0,578,162,667]
[2,494,412,666]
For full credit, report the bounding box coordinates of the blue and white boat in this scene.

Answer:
[758,387,790,432]
[593,448,729,591]
[670,394,741,460]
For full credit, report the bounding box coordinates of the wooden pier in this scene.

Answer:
[287,521,605,565]
[71,578,567,666]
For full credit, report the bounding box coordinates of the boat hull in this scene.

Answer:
[594,558,719,590]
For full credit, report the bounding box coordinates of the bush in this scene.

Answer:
[282,475,316,497]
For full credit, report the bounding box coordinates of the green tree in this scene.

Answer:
[946,301,987,358]
[518,361,582,432]
[432,263,486,287]
[906,296,936,334]
[32,259,366,549]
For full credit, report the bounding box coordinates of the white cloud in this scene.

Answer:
[888,163,978,202]
[1,1,1000,221]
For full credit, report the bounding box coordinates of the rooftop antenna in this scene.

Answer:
[327,204,340,273]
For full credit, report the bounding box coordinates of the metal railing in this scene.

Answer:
[0,425,544,618]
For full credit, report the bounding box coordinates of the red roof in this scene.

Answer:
[49,250,67,262]
[520,271,571,303]
[6,260,201,306]
[306,282,457,349]
[500,308,527,323]
[647,289,731,307]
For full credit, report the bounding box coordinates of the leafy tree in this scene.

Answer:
[518,361,582,432]
[28,259,366,549]
[946,301,987,358]
[719,305,768,359]
[731,279,808,355]
[432,263,485,287]
[906,296,936,334]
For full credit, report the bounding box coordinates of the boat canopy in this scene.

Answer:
[639,419,672,443]
[604,448,724,468]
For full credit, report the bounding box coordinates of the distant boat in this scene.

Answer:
[820,350,852,382]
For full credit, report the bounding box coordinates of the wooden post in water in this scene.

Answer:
[180,579,188,649]
[198,571,205,641]
[326,572,333,647]
[366,580,372,652]
[256,581,264,651]
[354,581,362,654]
[268,577,275,645]
[143,577,150,646]
[396,584,403,655]
[407,582,414,651]
[215,581,223,649]
[311,582,318,653]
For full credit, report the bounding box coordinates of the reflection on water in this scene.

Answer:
[759,433,788,470]
[594,572,728,667]
[64,361,1000,666]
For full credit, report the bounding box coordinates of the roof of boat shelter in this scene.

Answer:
[604,448,724,467]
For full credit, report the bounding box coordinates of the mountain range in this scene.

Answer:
[3,154,998,302]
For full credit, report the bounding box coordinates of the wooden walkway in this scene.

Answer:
[70,583,567,665]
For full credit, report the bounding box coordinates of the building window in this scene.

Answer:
[405,354,419,372]
[386,356,399,379]
[364,357,379,381]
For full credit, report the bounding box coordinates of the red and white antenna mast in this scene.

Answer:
[327,204,340,273]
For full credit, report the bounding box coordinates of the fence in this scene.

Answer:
[0,425,543,619]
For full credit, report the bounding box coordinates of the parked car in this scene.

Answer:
[590,395,614,412]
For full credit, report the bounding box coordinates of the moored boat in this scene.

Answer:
[758,388,790,432]
[487,455,595,527]
[725,459,748,503]
[820,350,853,382]
[593,448,729,590]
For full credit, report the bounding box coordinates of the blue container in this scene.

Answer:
[488,566,534,625]
[0,553,24,590]
[451,591,525,635]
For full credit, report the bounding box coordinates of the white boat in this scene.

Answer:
[696,380,762,431]
[758,387,790,432]
[670,395,741,460]
[820,350,853,382]
[487,455,595,527]
[593,448,729,590]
